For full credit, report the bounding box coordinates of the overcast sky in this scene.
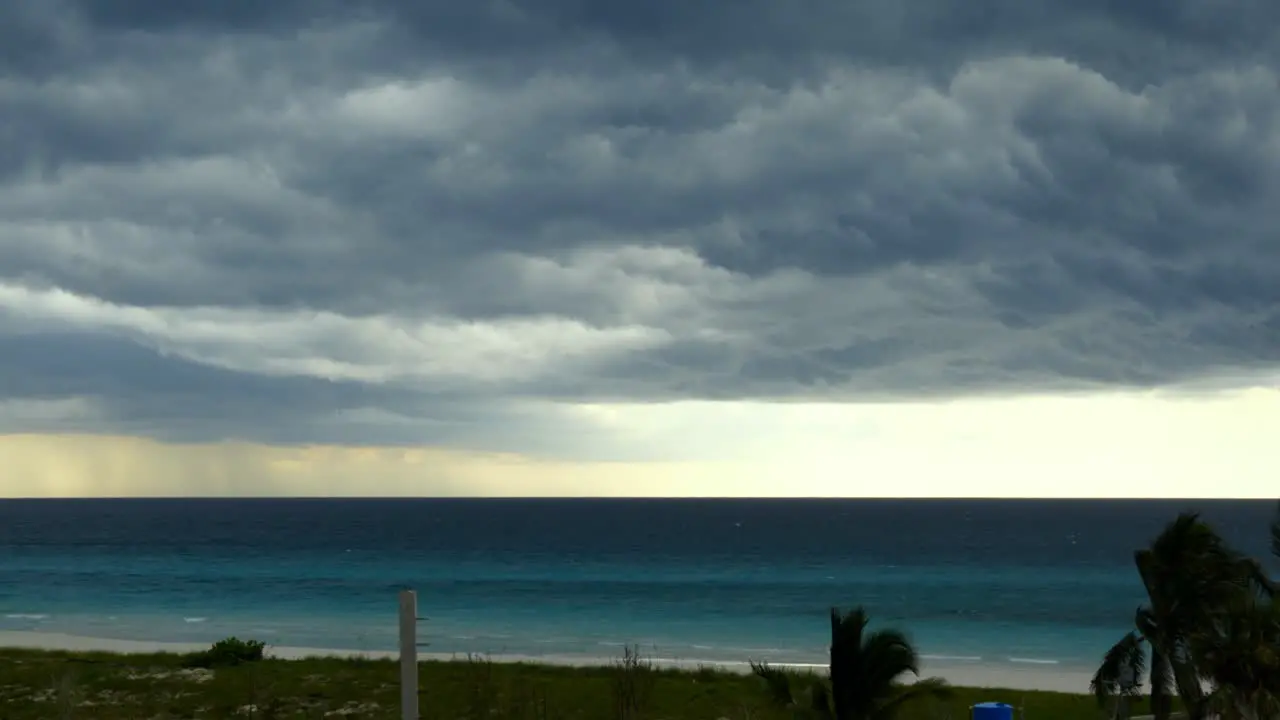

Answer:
[2,0,1278,497]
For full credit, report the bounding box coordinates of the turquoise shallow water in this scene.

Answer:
[0,498,1274,675]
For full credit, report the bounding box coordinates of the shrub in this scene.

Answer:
[185,636,267,669]
[612,645,656,720]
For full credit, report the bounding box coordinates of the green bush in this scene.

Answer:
[185,636,267,668]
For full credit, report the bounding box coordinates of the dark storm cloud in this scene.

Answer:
[1,0,1278,447]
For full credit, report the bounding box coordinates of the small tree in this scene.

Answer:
[753,607,950,720]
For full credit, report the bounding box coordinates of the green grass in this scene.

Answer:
[0,646,1151,720]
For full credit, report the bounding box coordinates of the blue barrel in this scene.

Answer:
[971,702,1014,720]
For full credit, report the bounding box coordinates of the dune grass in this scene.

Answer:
[0,646,1148,720]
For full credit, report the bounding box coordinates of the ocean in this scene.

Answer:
[0,498,1275,680]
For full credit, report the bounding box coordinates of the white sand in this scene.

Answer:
[0,630,1094,694]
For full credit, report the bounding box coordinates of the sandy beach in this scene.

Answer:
[0,630,1095,694]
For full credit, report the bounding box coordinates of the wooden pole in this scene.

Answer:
[399,590,418,720]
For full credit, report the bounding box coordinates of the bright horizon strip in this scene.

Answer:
[0,387,1277,499]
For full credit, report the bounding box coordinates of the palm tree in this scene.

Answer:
[1192,592,1280,720]
[752,607,950,720]
[1091,512,1266,720]
[1189,504,1280,720]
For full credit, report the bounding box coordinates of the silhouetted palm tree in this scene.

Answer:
[1192,591,1280,720]
[753,607,949,720]
[1186,504,1280,720]
[1091,513,1266,720]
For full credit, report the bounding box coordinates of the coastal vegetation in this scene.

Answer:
[751,607,951,720]
[185,636,268,669]
[0,646,1115,720]
[1091,504,1280,720]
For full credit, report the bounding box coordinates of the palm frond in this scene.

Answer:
[1191,593,1280,714]
[1238,556,1274,600]
[1091,632,1146,706]
[859,628,922,690]
[829,607,869,657]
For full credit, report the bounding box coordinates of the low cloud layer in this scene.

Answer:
[6,390,1279,497]
[2,0,1278,450]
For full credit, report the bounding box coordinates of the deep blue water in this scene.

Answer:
[0,499,1275,673]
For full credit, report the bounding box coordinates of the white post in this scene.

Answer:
[399,590,418,720]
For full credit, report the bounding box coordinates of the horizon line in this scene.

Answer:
[1,496,1272,502]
